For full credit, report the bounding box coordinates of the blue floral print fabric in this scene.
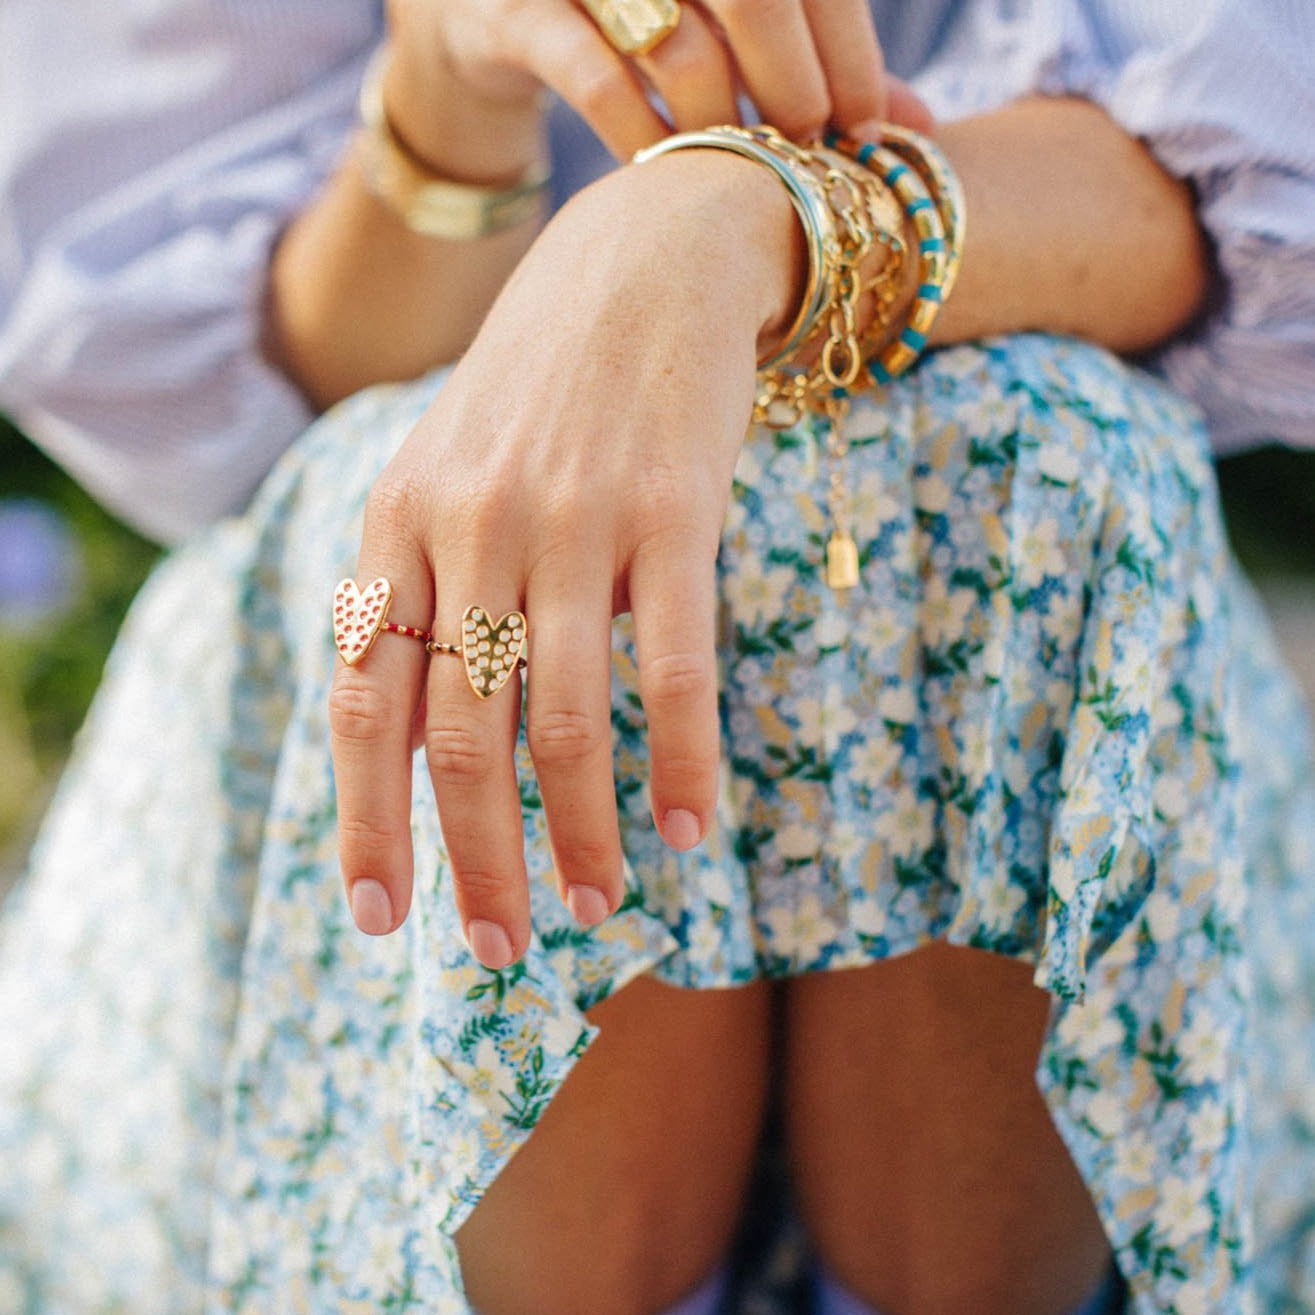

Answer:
[1,334,1313,1314]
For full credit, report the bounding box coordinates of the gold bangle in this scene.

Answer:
[744,131,906,422]
[356,49,550,240]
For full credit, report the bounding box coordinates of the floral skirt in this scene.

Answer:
[2,335,1313,1315]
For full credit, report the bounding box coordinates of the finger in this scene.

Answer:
[801,0,889,130]
[524,561,625,925]
[702,0,830,140]
[425,591,531,969]
[330,492,432,936]
[634,3,740,132]
[505,0,671,157]
[628,530,721,852]
[864,76,936,134]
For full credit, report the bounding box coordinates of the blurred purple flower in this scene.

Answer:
[0,499,82,631]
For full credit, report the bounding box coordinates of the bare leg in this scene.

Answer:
[456,976,771,1315]
[785,943,1112,1315]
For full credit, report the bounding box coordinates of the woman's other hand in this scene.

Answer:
[385,0,932,168]
[330,150,806,965]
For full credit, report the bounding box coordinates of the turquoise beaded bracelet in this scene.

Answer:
[826,129,965,385]
[879,124,965,295]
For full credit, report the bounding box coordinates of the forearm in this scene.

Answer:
[266,48,547,411]
[927,96,1210,354]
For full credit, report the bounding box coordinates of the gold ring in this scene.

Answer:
[427,604,528,700]
[578,0,681,55]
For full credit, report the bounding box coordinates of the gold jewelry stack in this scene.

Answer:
[635,123,965,592]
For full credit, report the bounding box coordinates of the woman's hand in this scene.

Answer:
[384,0,932,170]
[330,150,806,965]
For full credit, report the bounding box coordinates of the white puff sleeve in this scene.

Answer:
[1055,1,1315,453]
[0,0,381,542]
[910,0,1315,453]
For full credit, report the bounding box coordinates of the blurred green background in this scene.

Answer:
[0,413,158,880]
[1,410,1313,891]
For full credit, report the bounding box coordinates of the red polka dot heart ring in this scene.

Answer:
[333,579,527,700]
[332,577,431,666]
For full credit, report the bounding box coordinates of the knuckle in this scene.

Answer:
[632,460,684,506]
[655,746,717,786]
[631,463,716,531]
[363,467,429,541]
[451,865,511,903]
[555,833,621,878]
[778,86,831,137]
[573,59,632,122]
[714,0,759,32]
[329,680,400,745]
[527,706,607,766]
[458,476,517,541]
[832,78,884,127]
[424,722,493,782]
[651,32,715,89]
[641,650,715,708]
[337,814,400,866]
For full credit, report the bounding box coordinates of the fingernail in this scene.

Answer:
[850,118,883,143]
[467,919,515,970]
[566,884,611,928]
[661,809,702,852]
[350,878,394,936]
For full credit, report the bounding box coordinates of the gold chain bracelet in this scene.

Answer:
[746,131,907,590]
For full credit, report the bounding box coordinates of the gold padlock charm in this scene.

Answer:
[825,531,860,591]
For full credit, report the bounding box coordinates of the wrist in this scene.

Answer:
[381,42,546,188]
[594,149,808,360]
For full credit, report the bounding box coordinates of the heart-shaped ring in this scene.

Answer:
[333,577,432,665]
[333,577,393,665]
[429,604,527,699]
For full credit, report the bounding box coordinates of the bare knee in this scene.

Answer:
[456,975,771,1315]
[784,944,1111,1315]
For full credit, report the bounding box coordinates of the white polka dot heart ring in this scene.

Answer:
[428,605,528,700]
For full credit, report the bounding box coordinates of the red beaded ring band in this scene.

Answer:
[333,580,527,700]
